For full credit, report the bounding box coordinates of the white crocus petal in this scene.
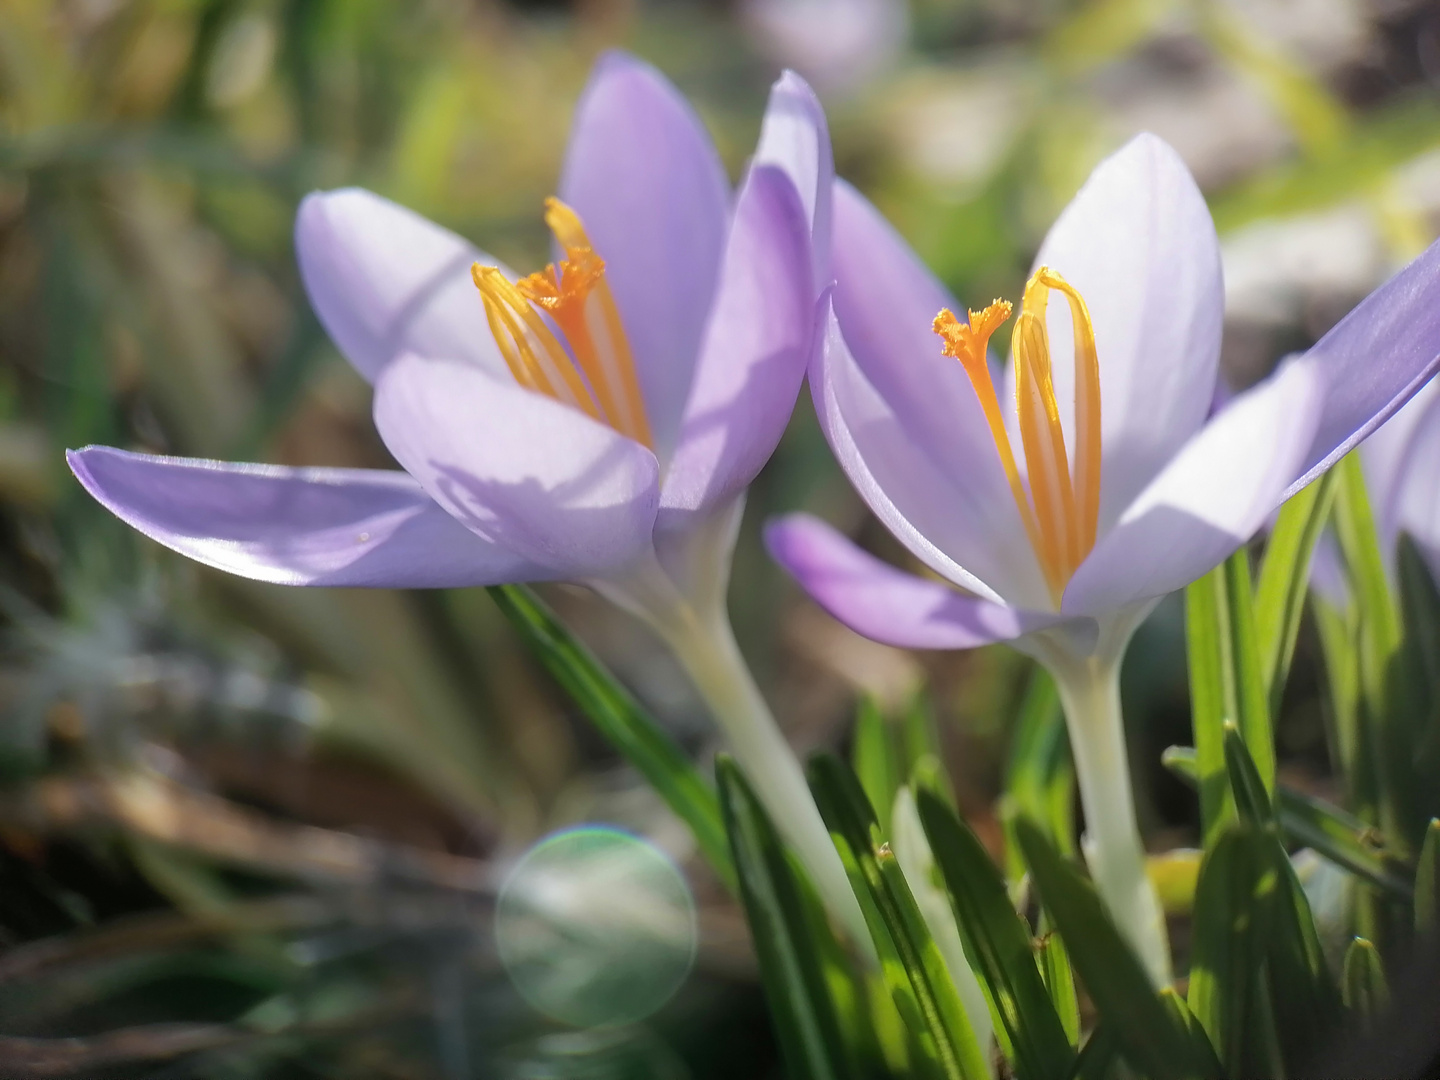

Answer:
[1062,357,1325,618]
[1005,134,1224,536]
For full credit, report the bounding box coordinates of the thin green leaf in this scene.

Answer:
[854,696,901,836]
[1332,453,1403,844]
[1417,819,1440,934]
[1225,549,1277,793]
[1163,745,1411,898]
[1255,470,1339,713]
[1223,722,1275,827]
[1277,786,1411,899]
[1035,919,1079,1046]
[1066,1025,1119,1080]
[488,585,734,890]
[717,757,860,1080]
[918,790,1076,1080]
[808,754,991,1080]
[1186,824,1279,1076]
[1265,835,1343,1070]
[1341,938,1389,1020]
[1187,567,1238,847]
[1001,667,1075,886]
[1014,819,1218,1080]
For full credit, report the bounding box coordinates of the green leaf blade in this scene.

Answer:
[718,757,860,1080]
[1014,819,1218,1080]
[809,754,991,1080]
[488,584,734,890]
[918,789,1077,1080]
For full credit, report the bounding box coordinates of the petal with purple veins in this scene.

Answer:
[373,353,661,580]
[766,513,1085,650]
[66,447,540,587]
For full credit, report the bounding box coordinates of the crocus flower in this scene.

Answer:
[767,133,1440,983]
[67,54,866,942]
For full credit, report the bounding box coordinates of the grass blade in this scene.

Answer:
[1341,937,1389,1021]
[488,584,734,890]
[854,696,901,836]
[1001,667,1075,885]
[1222,722,1275,828]
[808,753,991,1080]
[1185,824,1278,1076]
[1014,819,1218,1080]
[717,757,860,1080]
[1255,470,1338,712]
[918,789,1076,1080]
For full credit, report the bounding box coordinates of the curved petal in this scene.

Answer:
[1064,358,1325,616]
[296,188,509,383]
[1364,375,1439,551]
[559,51,732,459]
[658,166,812,534]
[1284,236,1440,499]
[1385,384,1440,582]
[831,181,1010,483]
[1017,133,1224,534]
[373,353,660,579]
[766,514,1084,650]
[811,293,1049,608]
[754,70,833,284]
[67,446,537,587]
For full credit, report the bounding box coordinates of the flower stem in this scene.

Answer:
[661,603,871,948]
[1044,649,1172,986]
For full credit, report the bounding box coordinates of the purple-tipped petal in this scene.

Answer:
[1019,134,1224,534]
[830,182,1011,486]
[658,165,812,535]
[810,293,1049,608]
[296,188,509,383]
[1064,358,1325,616]
[1284,237,1440,499]
[373,354,660,579]
[559,52,731,460]
[754,70,833,284]
[1384,384,1440,582]
[67,447,538,587]
[766,514,1084,649]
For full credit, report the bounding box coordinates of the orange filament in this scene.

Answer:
[472,198,654,449]
[934,266,1102,607]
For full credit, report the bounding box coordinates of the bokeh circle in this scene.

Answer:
[495,826,697,1029]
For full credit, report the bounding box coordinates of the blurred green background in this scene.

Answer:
[1,0,1438,1075]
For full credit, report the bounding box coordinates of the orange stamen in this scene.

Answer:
[470,199,654,450]
[933,267,1102,608]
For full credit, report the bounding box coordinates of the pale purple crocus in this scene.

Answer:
[67,54,866,942]
[766,133,1440,982]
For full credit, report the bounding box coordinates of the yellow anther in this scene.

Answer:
[932,268,1103,609]
[470,199,654,450]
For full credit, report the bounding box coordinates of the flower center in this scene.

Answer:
[472,198,654,449]
[932,266,1101,606]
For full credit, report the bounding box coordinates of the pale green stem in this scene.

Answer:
[597,553,870,950]
[660,601,871,949]
[1040,644,1172,987]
